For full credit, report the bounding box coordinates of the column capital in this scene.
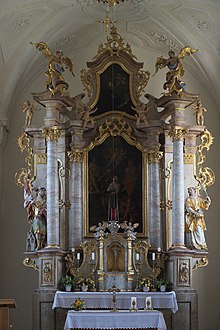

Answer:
[68,149,84,162]
[148,150,163,163]
[169,126,188,142]
[0,117,9,149]
[43,126,61,141]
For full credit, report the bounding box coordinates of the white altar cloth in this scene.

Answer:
[53,291,178,313]
[64,310,167,330]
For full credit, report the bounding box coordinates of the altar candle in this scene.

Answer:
[91,252,95,260]
[157,247,161,252]
[131,297,137,309]
[136,253,140,261]
[152,252,155,261]
[71,248,75,253]
[145,297,152,309]
[77,252,81,260]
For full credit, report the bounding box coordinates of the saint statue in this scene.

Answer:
[185,185,211,250]
[24,179,47,250]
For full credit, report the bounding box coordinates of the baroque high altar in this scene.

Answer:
[16,26,215,329]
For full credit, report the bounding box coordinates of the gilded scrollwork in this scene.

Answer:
[23,257,39,271]
[192,257,208,270]
[81,68,93,98]
[15,132,34,187]
[195,129,215,189]
[135,69,151,98]
[95,115,134,140]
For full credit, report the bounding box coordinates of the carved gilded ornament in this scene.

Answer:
[94,25,136,59]
[148,151,163,164]
[135,69,151,98]
[193,257,208,270]
[15,132,34,187]
[184,153,195,164]
[42,127,61,141]
[195,129,215,189]
[68,149,84,162]
[81,68,93,98]
[169,126,188,141]
[23,258,39,271]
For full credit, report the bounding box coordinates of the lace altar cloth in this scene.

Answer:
[53,291,178,313]
[64,310,167,330]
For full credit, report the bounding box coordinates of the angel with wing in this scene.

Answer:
[152,47,198,96]
[31,41,74,95]
[120,220,139,240]
[191,99,207,126]
[90,221,108,239]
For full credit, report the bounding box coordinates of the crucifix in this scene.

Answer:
[108,284,121,311]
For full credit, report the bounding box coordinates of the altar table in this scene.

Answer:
[53,291,178,313]
[64,310,167,330]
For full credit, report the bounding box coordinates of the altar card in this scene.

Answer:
[145,297,152,310]
[131,297,137,309]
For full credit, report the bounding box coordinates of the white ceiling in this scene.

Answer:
[0,0,219,122]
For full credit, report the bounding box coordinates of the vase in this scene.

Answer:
[160,284,166,292]
[65,285,72,292]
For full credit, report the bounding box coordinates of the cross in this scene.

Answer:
[108,284,121,311]
[98,12,116,33]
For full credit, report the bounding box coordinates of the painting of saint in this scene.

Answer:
[87,137,144,235]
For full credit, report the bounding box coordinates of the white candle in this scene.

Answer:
[152,252,155,261]
[157,247,161,252]
[71,248,75,252]
[91,252,95,260]
[131,297,137,309]
[145,297,152,309]
[136,253,140,261]
[77,253,80,260]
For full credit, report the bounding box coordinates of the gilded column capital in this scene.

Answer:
[169,126,188,142]
[148,151,163,163]
[42,126,61,141]
[68,149,84,162]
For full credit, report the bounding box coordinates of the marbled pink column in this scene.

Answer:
[148,151,163,249]
[43,127,61,248]
[69,152,83,248]
[170,128,186,247]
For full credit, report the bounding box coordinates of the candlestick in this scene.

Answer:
[145,297,152,310]
[131,297,137,310]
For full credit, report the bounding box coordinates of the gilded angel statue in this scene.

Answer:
[21,100,40,126]
[31,41,74,95]
[152,47,198,96]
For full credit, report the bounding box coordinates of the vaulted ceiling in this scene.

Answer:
[0,0,219,122]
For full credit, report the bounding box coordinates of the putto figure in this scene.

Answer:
[152,47,198,96]
[192,99,207,126]
[21,100,40,126]
[31,41,74,95]
[185,185,211,250]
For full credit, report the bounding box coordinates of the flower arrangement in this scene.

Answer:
[137,277,151,291]
[77,277,96,291]
[60,275,74,291]
[71,298,86,311]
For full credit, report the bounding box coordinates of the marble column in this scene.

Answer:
[169,127,187,248]
[148,151,163,249]
[43,127,61,248]
[68,149,83,248]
